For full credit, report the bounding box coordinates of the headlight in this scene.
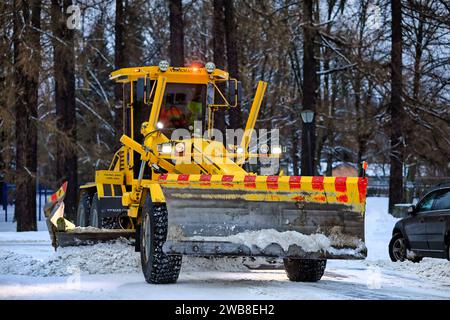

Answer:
[271,146,282,154]
[259,144,269,154]
[236,147,244,154]
[158,60,169,72]
[205,62,215,73]
[156,122,164,129]
[175,142,185,153]
[158,143,172,154]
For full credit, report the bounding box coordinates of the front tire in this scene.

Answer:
[140,197,182,284]
[283,258,326,282]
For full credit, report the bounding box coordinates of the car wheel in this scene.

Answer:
[447,242,450,261]
[389,233,407,262]
[408,255,423,263]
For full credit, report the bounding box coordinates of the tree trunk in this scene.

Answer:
[213,0,226,133]
[224,0,242,130]
[114,0,126,142]
[168,0,184,66]
[51,0,78,221]
[13,0,40,231]
[301,0,317,176]
[388,0,404,212]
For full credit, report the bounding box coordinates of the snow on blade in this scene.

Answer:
[189,229,333,252]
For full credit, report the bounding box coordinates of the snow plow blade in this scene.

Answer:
[159,174,368,259]
[44,182,134,249]
[54,229,135,247]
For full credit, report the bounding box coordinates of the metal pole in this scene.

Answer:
[3,183,7,222]
[38,185,42,222]
[306,124,313,176]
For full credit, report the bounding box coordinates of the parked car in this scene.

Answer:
[389,183,450,262]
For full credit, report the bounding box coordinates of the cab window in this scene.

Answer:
[159,83,206,132]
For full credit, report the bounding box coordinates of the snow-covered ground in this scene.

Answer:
[0,197,449,300]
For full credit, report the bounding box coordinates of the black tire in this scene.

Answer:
[89,193,100,228]
[446,238,450,261]
[283,258,327,282]
[409,256,423,263]
[389,233,407,262]
[140,197,182,284]
[76,192,92,227]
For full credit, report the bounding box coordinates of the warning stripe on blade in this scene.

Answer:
[158,174,368,208]
[222,175,234,187]
[266,176,279,189]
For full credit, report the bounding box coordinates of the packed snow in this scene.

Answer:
[0,197,449,300]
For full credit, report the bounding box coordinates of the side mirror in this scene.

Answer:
[392,203,415,218]
[228,80,242,108]
[237,81,242,107]
[136,78,145,102]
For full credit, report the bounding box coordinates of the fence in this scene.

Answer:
[367,176,450,202]
[1,176,448,221]
[1,183,54,222]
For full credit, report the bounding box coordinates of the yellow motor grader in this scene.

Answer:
[45,61,368,283]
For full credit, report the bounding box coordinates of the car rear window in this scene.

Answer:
[432,189,450,210]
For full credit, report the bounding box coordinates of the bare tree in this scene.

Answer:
[113,0,126,141]
[224,0,242,130]
[301,0,318,175]
[51,0,77,220]
[168,0,184,66]
[13,0,41,231]
[389,0,404,211]
[213,0,226,132]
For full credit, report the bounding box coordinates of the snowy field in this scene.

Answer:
[0,197,449,300]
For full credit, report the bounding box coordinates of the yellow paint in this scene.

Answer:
[239,81,267,161]
[95,170,124,185]
[76,65,367,226]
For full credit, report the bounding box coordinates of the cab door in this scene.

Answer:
[426,189,450,255]
[405,191,437,251]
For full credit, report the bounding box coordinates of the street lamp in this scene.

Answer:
[300,109,315,176]
[300,109,314,124]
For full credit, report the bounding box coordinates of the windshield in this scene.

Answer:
[159,83,206,132]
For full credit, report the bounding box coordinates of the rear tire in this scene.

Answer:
[409,256,423,263]
[140,197,182,284]
[389,233,407,262]
[76,192,92,227]
[283,258,326,282]
[89,193,100,228]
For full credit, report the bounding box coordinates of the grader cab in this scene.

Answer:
[45,61,368,284]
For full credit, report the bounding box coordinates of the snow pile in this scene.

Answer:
[0,231,50,243]
[369,259,450,285]
[190,228,332,252]
[0,239,257,277]
[0,239,140,277]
